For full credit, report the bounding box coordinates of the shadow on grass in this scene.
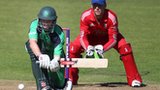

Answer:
[75,82,147,87]
[98,82,128,87]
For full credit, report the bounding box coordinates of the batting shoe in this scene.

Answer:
[131,80,141,87]
[64,80,72,90]
[41,86,51,90]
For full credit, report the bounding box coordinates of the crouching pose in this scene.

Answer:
[25,6,72,90]
[69,0,143,87]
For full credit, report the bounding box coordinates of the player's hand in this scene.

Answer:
[50,59,60,72]
[86,45,94,58]
[94,45,104,58]
[38,54,50,69]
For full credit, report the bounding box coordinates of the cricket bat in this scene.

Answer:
[60,58,108,68]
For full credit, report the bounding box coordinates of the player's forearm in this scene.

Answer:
[103,27,118,51]
[80,36,89,50]
[103,37,117,52]
[54,55,60,61]
[80,24,90,50]
[29,40,42,57]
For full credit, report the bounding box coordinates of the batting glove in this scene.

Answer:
[50,59,60,72]
[86,45,94,58]
[94,45,104,58]
[38,54,50,69]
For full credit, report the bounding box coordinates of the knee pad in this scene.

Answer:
[25,41,37,61]
[119,43,132,56]
[118,43,142,85]
[25,41,33,54]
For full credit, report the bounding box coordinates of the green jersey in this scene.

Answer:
[28,19,65,58]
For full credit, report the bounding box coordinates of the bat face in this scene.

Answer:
[60,58,108,68]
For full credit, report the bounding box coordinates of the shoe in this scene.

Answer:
[131,80,141,87]
[64,80,72,90]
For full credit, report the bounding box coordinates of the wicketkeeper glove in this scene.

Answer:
[38,54,50,69]
[94,45,104,58]
[49,59,60,72]
[86,45,94,58]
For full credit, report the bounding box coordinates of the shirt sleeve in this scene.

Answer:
[103,12,118,51]
[53,26,65,56]
[28,20,38,40]
[80,16,90,50]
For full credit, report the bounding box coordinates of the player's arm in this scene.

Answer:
[79,15,90,50]
[29,39,41,57]
[50,26,65,72]
[28,20,42,57]
[80,13,99,58]
[29,20,50,69]
[53,26,65,59]
[103,12,118,52]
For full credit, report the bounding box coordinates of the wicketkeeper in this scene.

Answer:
[68,0,143,87]
[25,6,72,90]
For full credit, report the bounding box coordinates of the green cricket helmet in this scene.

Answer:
[38,6,57,31]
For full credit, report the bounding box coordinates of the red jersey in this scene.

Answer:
[80,8,119,51]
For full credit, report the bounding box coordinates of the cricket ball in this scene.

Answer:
[18,83,24,89]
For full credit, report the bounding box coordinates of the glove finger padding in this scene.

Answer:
[86,45,94,57]
[50,59,60,72]
[94,45,104,58]
[94,45,103,54]
[38,54,50,69]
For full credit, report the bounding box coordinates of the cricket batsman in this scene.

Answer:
[25,6,72,90]
[68,0,143,87]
